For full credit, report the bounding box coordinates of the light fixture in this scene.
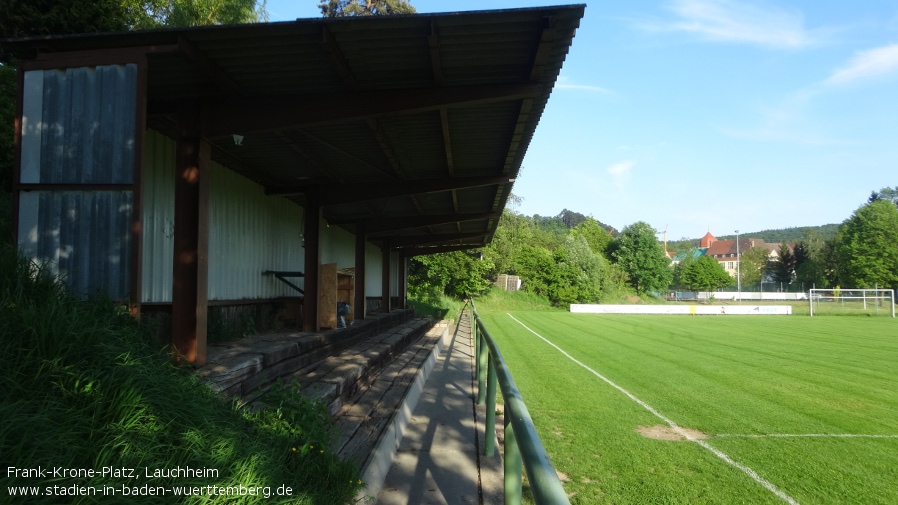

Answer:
[232,134,244,146]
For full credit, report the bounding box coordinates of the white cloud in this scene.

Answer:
[608,160,636,176]
[608,160,636,187]
[647,0,820,49]
[826,43,898,85]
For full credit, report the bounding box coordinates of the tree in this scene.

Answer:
[671,251,697,291]
[482,208,557,277]
[571,218,613,257]
[610,221,672,295]
[819,238,841,287]
[121,0,267,28]
[0,0,266,37]
[683,255,732,300]
[868,186,898,207]
[408,250,492,301]
[319,0,416,17]
[557,209,588,229]
[0,0,130,48]
[794,257,827,290]
[836,200,898,289]
[770,241,796,287]
[515,245,561,301]
[739,246,770,288]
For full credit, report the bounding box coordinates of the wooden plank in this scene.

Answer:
[318,262,337,329]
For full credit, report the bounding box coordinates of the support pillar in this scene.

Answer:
[398,254,408,309]
[381,239,391,312]
[303,189,321,332]
[355,220,367,320]
[171,104,210,364]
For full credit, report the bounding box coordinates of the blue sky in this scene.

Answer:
[264,1,897,240]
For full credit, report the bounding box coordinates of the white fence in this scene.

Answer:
[670,292,807,301]
[570,304,793,315]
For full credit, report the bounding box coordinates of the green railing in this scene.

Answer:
[470,299,571,505]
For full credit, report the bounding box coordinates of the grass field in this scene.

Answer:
[478,311,898,505]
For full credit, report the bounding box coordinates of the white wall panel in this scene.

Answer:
[366,242,382,297]
[141,130,305,302]
[320,223,355,268]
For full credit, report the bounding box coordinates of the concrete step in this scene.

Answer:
[197,309,416,399]
[332,321,449,464]
[327,320,452,501]
[290,318,437,415]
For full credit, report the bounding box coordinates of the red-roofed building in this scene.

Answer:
[705,237,780,277]
[699,232,717,248]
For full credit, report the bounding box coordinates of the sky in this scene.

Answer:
[264,1,898,241]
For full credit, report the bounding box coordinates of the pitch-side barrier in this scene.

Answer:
[570,304,792,315]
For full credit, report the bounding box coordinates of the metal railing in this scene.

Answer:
[469,299,571,505]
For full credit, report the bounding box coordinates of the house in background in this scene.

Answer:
[699,232,780,277]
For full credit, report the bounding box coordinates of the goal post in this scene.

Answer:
[808,288,896,317]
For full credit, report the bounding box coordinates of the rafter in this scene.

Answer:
[178,36,244,97]
[293,128,397,179]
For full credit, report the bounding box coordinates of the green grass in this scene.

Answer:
[471,286,559,313]
[1,245,361,504]
[477,310,898,505]
[407,292,467,322]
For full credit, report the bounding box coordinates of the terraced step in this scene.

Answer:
[331,320,449,466]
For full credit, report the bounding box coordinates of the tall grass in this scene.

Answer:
[472,286,557,314]
[407,292,466,322]
[0,245,360,504]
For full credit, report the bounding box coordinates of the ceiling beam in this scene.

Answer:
[331,211,499,233]
[385,231,488,248]
[267,175,515,205]
[204,83,542,137]
[400,244,486,256]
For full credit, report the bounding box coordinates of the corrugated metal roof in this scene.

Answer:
[4,5,585,254]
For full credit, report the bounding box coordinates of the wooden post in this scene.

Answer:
[396,254,408,309]
[381,239,391,312]
[171,103,210,364]
[355,220,367,320]
[302,189,321,332]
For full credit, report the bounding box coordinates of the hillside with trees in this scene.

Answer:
[410,188,898,306]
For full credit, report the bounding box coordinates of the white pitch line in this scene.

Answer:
[506,313,801,505]
[716,433,898,439]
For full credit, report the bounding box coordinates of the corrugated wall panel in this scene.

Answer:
[141,131,306,302]
[20,65,136,184]
[207,163,305,300]
[19,190,132,299]
[320,225,356,269]
[17,64,138,301]
[141,130,176,302]
[366,242,382,297]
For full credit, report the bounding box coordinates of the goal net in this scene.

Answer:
[809,288,896,317]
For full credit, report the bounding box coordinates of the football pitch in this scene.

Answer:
[477,312,898,505]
